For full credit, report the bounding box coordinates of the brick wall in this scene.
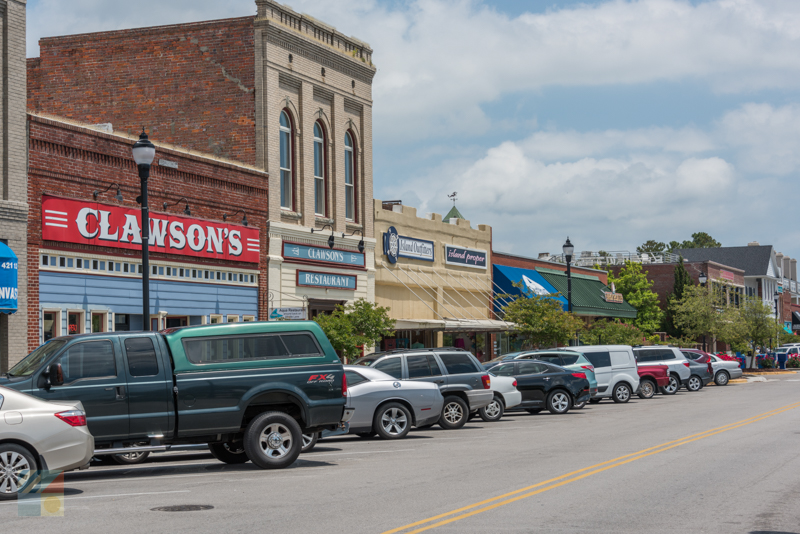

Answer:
[492,252,609,285]
[26,114,269,352]
[28,17,257,166]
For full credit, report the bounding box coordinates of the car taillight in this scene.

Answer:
[581,365,594,372]
[683,362,690,368]
[571,373,586,379]
[512,380,517,387]
[55,410,86,427]
[342,372,348,397]
[481,375,491,389]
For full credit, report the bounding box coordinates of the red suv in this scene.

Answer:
[637,365,670,399]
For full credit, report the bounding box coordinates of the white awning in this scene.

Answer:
[394,319,446,330]
[443,319,512,332]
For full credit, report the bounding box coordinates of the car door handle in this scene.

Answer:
[543,377,551,380]
[115,386,126,400]
[434,380,445,384]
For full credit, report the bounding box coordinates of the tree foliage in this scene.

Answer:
[500,288,584,349]
[313,298,395,362]
[671,285,729,342]
[665,232,722,252]
[662,257,693,337]
[636,240,666,255]
[607,262,662,334]
[581,320,649,346]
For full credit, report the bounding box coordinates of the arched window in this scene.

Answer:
[313,122,326,216]
[279,111,293,210]
[344,131,356,221]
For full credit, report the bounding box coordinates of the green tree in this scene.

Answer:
[636,240,666,255]
[581,319,649,346]
[313,298,395,362]
[737,297,783,353]
[666,233,721,252]
[607,262,662,334]
[671,285,733,348]
[662,257,693,337]
[500,289,584,349]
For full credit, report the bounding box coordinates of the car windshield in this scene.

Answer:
[352,357,379,366]
[486,352,522,364]
[775,348,789,354]
[7,339,67,377]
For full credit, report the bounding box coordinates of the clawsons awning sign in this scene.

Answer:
[383,226,434,264]
[41,195,260,263]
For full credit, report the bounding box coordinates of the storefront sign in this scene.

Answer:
[604,292,624,303]
[720,270,735,281]
[297,270,357,290]
[444,244,488,269]
[0,242,18,313]
[283,243,364,268]
[269,307,307,320]
[383,226,434,263]
[41,195,260,263]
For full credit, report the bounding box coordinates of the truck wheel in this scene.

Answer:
[686,375,702,392]
[659,375,679,395]
[547,390,572,414]
[637,379,656,399]
[612,383,631,403]
[301,433,320,453]
[479,397,505,422]
[0,444,37,501]
[112,451,150,465]
[715,370,730,386]
[209,442,249,464]
[438,396,468,430]
[243,411,302,469]
[374,402,412,439]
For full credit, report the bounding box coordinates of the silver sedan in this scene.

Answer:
[709,355,744,385]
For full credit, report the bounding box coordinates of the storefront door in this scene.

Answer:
[308,299,344,319]
[166,317,188,328]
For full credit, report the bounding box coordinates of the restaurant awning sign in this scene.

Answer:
[0,242,18,314]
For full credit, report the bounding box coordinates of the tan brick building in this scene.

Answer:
[0,0,27,372]
[28,0,377,323]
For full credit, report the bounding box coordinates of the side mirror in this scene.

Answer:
[48,363,64,387]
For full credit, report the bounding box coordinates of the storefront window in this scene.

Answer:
[68,312,82,335]
[43,311,58,341]
[92,313,104,333]
[115,314,131,332]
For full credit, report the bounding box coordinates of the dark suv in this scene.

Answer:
[354,349,493,430]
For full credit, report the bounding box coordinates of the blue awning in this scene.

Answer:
[493,264,565,315]
[0,242,18,314]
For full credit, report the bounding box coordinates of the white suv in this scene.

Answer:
[633,346,692,395]
[567,345,639,403]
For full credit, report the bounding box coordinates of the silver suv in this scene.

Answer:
[354,349,493,430]
[633,346,692,394]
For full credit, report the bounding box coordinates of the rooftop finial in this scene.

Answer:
[448,191,457,206]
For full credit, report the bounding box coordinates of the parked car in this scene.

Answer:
[0,386,94,500]
[0,321,353,470]
[685,359,713,391]
[354,349,493,430]
[498,350,598,408]
[491,360,590,414]
[632,346,692,395]
[479,372,522,422]
[564,345,639,403]
[706,354,744,385]
[637,365,670,399]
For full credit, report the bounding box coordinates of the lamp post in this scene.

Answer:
[774,290,781,352]
[699,271,708,352]
[562,238,574,314]
[132,130,156,331]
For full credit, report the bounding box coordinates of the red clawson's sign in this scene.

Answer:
[42,195,260,264]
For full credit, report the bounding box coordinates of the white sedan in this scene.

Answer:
[709,355,744,386]
[0,386,94,500]
[477,373,522,422]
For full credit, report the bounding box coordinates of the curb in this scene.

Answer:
[742,371,799,376]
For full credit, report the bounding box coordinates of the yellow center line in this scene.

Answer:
[383,401,800,534]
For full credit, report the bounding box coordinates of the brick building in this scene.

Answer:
[0,0,27,372]
[25,113,269,361]
[27,0,377,324]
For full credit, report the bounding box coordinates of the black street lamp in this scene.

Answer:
[562,237,574,314]
[343,229,365,254]
[699,271,707,352]
[132,130,156,331]
[223,209,249,226]
[163,197,191,216]
[311,224,336,249]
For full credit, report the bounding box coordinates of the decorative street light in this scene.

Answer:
[562,237,574,314]
[774,290,781,353]
[132,130,156,331]
[311,224,336,249]
[163,197,191,216]
[699,272,708,351]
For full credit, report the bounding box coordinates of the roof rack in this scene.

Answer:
[365,347,469,356]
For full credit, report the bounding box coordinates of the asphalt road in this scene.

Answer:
[3,375,800,533]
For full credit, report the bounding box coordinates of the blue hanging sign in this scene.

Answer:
[0,242,18,314]
[297,270,357,290]
[283,242,365,268]
[384,226,434,263]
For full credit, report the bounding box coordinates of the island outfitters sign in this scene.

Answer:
[383,226,435,264]
[41,195,260,263]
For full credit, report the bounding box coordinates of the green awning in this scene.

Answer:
[537,268,638,319]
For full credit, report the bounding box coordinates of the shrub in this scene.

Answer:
[760,356,776,369]
[787,356,800,369]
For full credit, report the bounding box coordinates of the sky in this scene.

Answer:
[25,0,800,260]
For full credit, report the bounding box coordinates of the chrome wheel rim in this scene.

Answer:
[443,402,464,424]
[641,382,654,397]
[0,451,32,495]
[484,400,502,418]
[615,385,630,401]
[259,423,293,459]
[381,408,408,435]
[301,434,315,449]
[551,392,570,412]
[665,377,678,393]
[717,372,728,385]
[689,377,701,390]
[118,452,146,461]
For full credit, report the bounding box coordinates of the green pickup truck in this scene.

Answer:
[0,321,352,469]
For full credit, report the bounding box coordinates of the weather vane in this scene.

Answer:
[448,192,457,206]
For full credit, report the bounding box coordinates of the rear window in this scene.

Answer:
[345,370,368,387]
[125,338,159,377]
[560,354,580,365]
[438,353,480,375]
[182,332,323,364]
[492,364,515,377]
[536,355,562,365]
[635,348,675,363]
[583,351,611,369]
[518,361,548,375]
[374,357,402,378]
